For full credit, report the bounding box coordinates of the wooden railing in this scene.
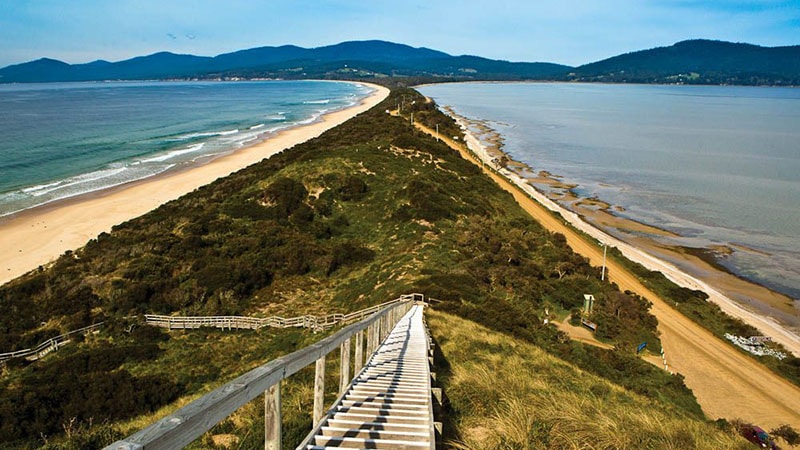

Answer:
[105,294,425,450]
[0,322,104,365]
[144,295,421,332]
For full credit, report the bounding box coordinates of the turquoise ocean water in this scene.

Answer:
[420,83,800,301]
[0,80,370,217]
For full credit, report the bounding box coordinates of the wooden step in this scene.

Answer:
[320,426,429,440]
[346,391,431,401]
[327,419,430,433]
[312,435,430,449]
[335,405,429,417]
[330,412,430,426]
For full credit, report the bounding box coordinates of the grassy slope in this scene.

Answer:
[0,88,730,448]
[429,310,750,449]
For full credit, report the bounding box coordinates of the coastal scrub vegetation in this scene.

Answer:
[0,88,736,448]
[428,310,751,449]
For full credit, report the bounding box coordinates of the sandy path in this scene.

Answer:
[410,117,800,428]
[0,83,389,287]
[553,317,613,350]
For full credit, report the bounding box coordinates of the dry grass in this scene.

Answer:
[428,310,751,450]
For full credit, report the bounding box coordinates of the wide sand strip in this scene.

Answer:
[410,115,800,429]
[0,83,389,287]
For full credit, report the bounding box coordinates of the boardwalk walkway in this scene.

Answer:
[105,295,437,450]
[301,304,434,449]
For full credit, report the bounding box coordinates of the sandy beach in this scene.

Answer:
[0,82,389,287]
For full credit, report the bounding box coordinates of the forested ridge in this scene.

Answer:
[3,39,798,86]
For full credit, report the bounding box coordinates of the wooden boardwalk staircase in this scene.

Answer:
[301,304,434,449]
[105,294,438,450]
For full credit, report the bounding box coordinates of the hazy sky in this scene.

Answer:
[1,0,798,68]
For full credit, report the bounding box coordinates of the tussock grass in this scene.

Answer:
[429,310,750,450]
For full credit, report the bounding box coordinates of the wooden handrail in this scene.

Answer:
[144,293,426,332]
[0,322,104,363]
[105,295,423,450]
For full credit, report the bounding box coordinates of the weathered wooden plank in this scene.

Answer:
[265,382,281,450]
[339,338,351,396]
[313,355,326,425]
[354,330,364,374]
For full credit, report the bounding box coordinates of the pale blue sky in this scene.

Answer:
[1,0,798,68]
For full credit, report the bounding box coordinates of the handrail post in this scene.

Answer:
[373,321,379,355]
[377,315,383,346]
[339,338,351,395]
[380,315,386,342]
[265,381,281,450]
[354,330,364,374]
[313,355,326,425]
[365,324,373,358]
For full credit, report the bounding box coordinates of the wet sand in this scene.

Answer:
[0,83,389,287]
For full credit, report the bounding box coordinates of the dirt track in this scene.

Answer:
[412,118,800,429]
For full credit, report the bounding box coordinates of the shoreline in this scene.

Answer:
[410,110,800,425]
[0,82,390,287]
[463,112,799,311]
[446,110,800,356]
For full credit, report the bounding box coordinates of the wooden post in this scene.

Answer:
[313,356,326,425]
[369,323,377,356]
[365,324,373,359]
[339,338,351,395]
[354,330,364,374]
[380,315,387,341]
[372,322,379,356]
[264,382,281,450]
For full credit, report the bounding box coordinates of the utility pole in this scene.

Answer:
[410,113,413,125]
[600,242,608,281]
[435,124,439,141]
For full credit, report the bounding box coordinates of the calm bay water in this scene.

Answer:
[0,80,370,217]
[420,83,800,300]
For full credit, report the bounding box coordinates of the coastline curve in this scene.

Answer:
[0,81,389,287]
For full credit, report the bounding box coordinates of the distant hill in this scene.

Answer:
[0,40,569,83]
[568,39,800,85]
[2,39,798,85]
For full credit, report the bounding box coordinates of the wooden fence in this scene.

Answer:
[105,294,425,450]
[144,294,422,332]
[0,322,104,366]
